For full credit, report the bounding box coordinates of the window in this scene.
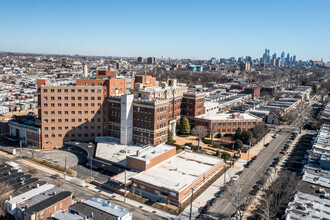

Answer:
[91,97,95,100]
[44,119,48,123]
[71,103,75,107]
[58,127,62,130]
[71,97,75,100]
[43,89,47,93]
[57,97,61,100]
[78,119,82,122]
[58,103,62,107]
[51,111,55,115]
[97,97,101,100]
[64,96,68,100]
[84,103,88,107]
[64,89,68,93]
[51,127,55,130]
[84,133,88,137]
[65,119,68,122]
[71,119,75,122]
[44,127,48,131]
[71,89,75,93]
[65,126,69,130]
[50,89,54,93]
[45,134,48,138]
[91,103,95,107]
[57,89,61,93]
[78,103,82,107]
[84,97,88,100]
[91,89,95,93]
[78,134,82,137]
[78,111,82,114]
[51,97,55,100]
[78,89,82,93]
[58,119,62,123]
[85,83,88,86]
[58,111,62,115]
[65,103,68,107]
[51,103,55,107]
[44,96,48,100]
[97,89,101,93]
[44,103,48,107]
[65,111,68,115]
[58,134,62,138]
[85,111,88,115]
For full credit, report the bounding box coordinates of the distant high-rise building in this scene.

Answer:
[275,58,281,67]
[209,57,217,65]
[286,53,290,66]
[83,65,88,78]
[292,55,296,65]
[137,57,144,63]
[147,57,157,64]
[263,48,271,65]
[245,56,252,62]
[272,53,277,60]
[281,52,285,66]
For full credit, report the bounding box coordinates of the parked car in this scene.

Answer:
[201,204,211,214]
[264,143,269,147]
[215,190,225,198]
[232,175,239,181]
[273,133,279,138]
[209,198,217,206]
[252,156,258,160]
[280,149,286,154]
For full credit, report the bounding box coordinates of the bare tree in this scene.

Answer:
[228,182,251,220]
[254,171,298,219]
[191,125,208,147]
[0,182,11,209]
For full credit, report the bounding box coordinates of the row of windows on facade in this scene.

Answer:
[213,121,257,126]
[44,133,101,138]
[44,103,102,108]
[44,118,103,123]
[216,128,251,133]
[44,110,101,115]
[44,125,102,131]
[43,96,103,101]
[43,88,105,93]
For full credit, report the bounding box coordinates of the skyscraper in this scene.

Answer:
[281,52,285,66]
[286,53,290,66]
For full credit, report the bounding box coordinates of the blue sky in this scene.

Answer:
[0,0,329,61]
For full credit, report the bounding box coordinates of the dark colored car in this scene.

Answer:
[264,143,269,147]
[252,156,258,160]
[209,198,217,206]
[201,204,211,214]
[215,190,225,198]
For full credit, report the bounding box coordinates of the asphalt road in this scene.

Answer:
[208,132,291,219]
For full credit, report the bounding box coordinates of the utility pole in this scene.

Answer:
[90,157,93,179]
[64,156,66,180]
[211,123,215,144]
[124,170,127,203]
[20,140,22,163]
[189,188,194,220]
[224,164,227,186]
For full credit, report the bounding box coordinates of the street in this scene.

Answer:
[208,132,291,219]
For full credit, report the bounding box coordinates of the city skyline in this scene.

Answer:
[0,0,330,61]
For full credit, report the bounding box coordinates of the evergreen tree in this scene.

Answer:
[179,117,190,135]
[241,130,253,144]
[234,139,243,150]
[233,127,242,140]
[167,128,173,142]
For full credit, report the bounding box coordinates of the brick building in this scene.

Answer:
[192,112,263,134]
[244,87,260,100]
[37,74,204,149]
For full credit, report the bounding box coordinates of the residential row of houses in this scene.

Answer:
[1,161,131,220]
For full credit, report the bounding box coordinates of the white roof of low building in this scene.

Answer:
[132,151,222,193]
[127,144,175,161]
[286,192,330,220]
[7,184,55,205]
[84,197,131,218]
[196,113,261,121]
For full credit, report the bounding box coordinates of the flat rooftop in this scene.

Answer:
[132,151,223,193]
[196,113,261,121]
[127,144,175,161]
[95,141,143,166]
